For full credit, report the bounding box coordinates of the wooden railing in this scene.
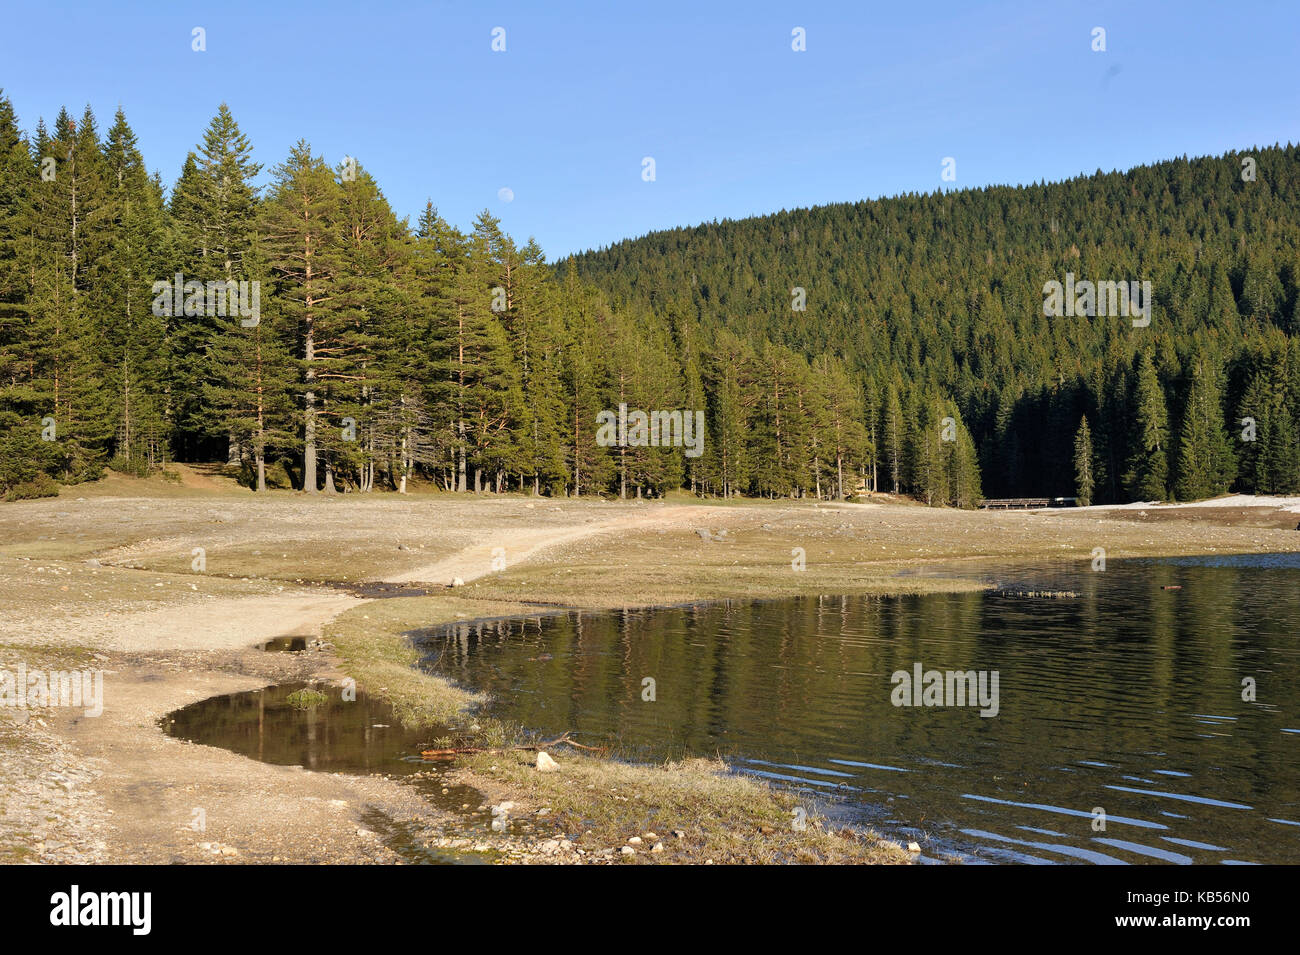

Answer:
[978,497,1077,510]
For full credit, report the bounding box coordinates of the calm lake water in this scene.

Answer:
[414,555,1300,864]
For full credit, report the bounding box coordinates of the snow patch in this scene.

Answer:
[1075,495,1300,512]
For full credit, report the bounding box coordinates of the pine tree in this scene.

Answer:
[435,210,526,493]
[558,266,614,496]
[860,374,880,492]
[908,395,947,506]
[8,86,1300,505]
[1126,353,1169,501]
[97,109,170,471]
[24,107,114,481]
[668,299,706,495]
[262,141,342,492]
[0,91,58,492]
[170,106,263,464]
[496,232,567,493]
[813,354,867,499]
[750,343,811,498]
[1073,415,1094,506]
[1174,353,1235,500]
[702,328,753,498]
[1237,341,1299,494]
[405,202,462,490]
[330,159,409,492]
[943,402,982,507]
[0,89,28,331]
[203,233,295,491]
[606,308,684,498]
[881,382,903,494]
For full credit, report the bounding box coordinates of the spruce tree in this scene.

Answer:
[813,354,867,499]
[24,107,113,481]
[0,92,57,491]
[262,141,342,492]
[558,265,614,495]
[1174,353,1235,500]
[943,402,982,508]
[1126,353,1170,501]
[1073,415,1094,506]
[702,328,753,498]
[881,382,903,494]
[170,105,263,464]
[98,109,170,470]
[330,159,409,492]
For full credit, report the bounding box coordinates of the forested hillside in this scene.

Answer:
[566,145,1300,504]
[2,87,1297,506]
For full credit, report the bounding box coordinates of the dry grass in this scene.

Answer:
[460,751,911,864]
[326,596,515,732]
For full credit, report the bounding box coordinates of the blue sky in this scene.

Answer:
[2,0,1297,259]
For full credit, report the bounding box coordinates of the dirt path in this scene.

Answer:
[4,591,362,654]
[3,503,697,864]
[114,592,361,653]
[388,504,706,585]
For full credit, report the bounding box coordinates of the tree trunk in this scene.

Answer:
[121,357,132,460]
[304,317,317,493]
[255,335,267,492]
[573,401,581,496]
[457,423,467,492]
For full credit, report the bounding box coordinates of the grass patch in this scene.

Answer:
[460,750,911,864]
[285,688,327,709]
[325,596,538,735]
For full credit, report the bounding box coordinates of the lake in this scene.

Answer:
[414,555,1300,864]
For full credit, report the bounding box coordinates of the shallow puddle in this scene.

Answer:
[359,808,494,865]
[259,636,309,652]
[162,682,492,863]
[162,682,442,776]
[329,581,437,599]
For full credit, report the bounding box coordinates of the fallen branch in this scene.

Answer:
[420,731,608,760]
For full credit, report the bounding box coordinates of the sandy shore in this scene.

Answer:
[3,471,1299,864]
